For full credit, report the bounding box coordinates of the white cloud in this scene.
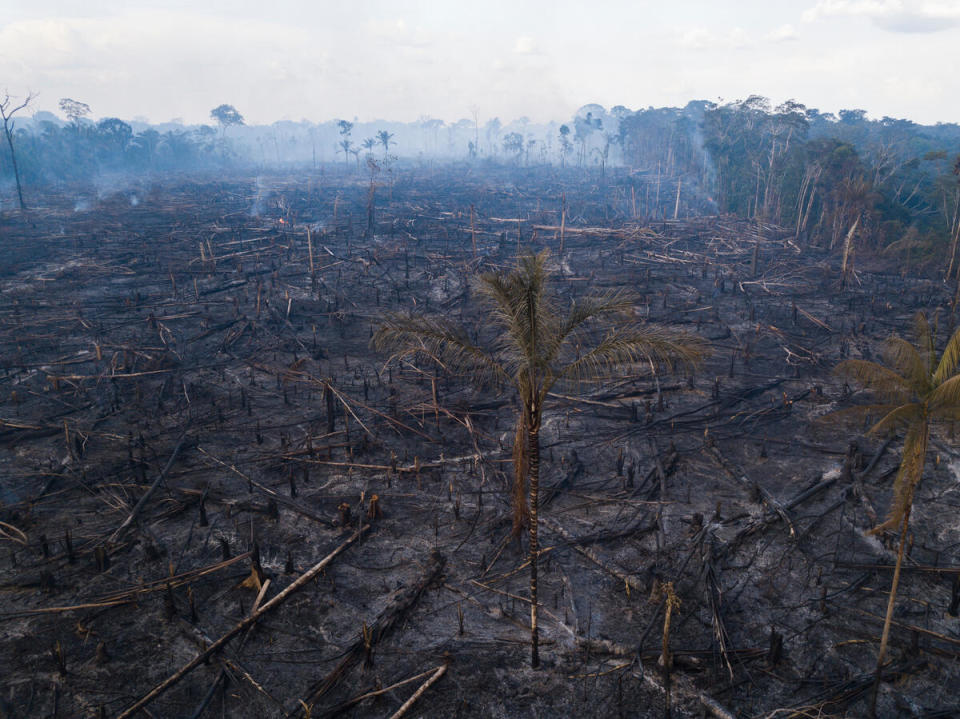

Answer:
[767,24,800,42]
[677,27,751,50]
[514,35,540,55]
[1,2,959,126]
[802,0,960,32]
[368,18,433,49]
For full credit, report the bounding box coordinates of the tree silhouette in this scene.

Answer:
[59,98,90,131]
[376,129,394,155]
[558,124,572,167]
[210,104,245,135]
[96,118,133,161]
[502,132,524,162]
[373,251,705,667]
[337,120,353,166]
[0,90,35,210]
[832,312,960,716]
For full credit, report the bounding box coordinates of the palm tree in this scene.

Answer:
[376,129,394,155]
[373,250,705,667]
[832,312,960,716]
[339,138,352,166]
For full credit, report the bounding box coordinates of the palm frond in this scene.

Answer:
[555,324,705,391]
[478,263,551,365]
[476,272,527,343]
[928,373,960,414]
[375,249,711,556]
[834,359,910,400]
[869,422,928,535]
[881,338,928,394]
[913,312,935,378]
[517,249,550,288]
[834,314,946,540]
[815,403,903,430]
[372,313,512,388]
[517,250,560,368]
[925,404,960,422]
[932,326,960,387]
[541,291,635,366]
[869,403,922,437]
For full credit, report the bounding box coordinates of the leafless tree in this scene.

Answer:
[1,90,36,211]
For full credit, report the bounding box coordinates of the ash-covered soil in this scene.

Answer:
[1,167,958,718]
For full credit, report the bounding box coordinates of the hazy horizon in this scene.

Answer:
[3,1,960,127]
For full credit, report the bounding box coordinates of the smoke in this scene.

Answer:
[689,124,719,213]
[248,176,270,217]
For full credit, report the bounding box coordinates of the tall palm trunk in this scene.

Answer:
[870,418,930,717]
[870,420,927,716]
[869,504,912,716]
[528,418,541,668]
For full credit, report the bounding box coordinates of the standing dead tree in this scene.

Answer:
[0,90,35,211]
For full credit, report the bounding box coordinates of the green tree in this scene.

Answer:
[833,312,960,716]
[373,251,705,667]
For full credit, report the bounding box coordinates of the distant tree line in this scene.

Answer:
[2,92,959,271]
[0,101,229,188]
[615,97,960,269]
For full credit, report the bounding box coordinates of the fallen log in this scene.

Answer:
[834,561,960,575]
[704,443,795,537]
[319,664,448,719]
[0,552,252,620]
[292,550,446,716]
[387,660,449,719]
[635,446,679,498]
[541,517,647,595]
[116,524,370,719]
[731,472,838,545]
[109,428,191,544]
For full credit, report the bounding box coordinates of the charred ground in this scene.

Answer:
[1,167,959,718]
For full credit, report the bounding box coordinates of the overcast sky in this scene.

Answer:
[2,0,959,126]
